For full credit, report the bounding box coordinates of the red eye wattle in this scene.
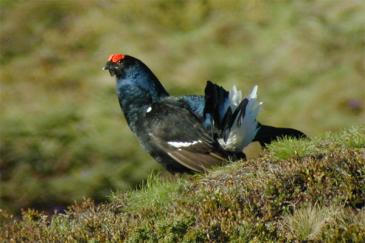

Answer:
[108,53,125,63]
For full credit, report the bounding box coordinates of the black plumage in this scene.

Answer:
[103,54,306,173]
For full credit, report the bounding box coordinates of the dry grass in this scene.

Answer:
[283,205,343,240]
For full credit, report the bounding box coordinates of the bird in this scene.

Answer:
[103,53,306,173]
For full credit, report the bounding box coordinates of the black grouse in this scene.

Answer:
[103,53,306,173]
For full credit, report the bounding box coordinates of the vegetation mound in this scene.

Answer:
[1,127,364,241]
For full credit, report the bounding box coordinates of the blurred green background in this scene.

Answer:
[0,0,364,213]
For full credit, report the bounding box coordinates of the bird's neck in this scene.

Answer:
[115,66,169,132]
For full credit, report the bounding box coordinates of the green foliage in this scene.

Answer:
[1,127,364,241]
[1,0,365,214]
[268,127,365,160]
[267,137,316,160]
[114,173,187,213]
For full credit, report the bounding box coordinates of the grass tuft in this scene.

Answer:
[283,205,343,240]
[267,137,316,160]
[115,173,187,213]
[268,126,365,160]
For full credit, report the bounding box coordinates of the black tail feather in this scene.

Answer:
[253,123,307,147]
[203,80,229,130]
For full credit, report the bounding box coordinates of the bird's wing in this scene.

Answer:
[144,100,228,172]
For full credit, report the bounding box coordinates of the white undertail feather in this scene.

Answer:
[249,85,258,99]
[229,85,242,109]
[218,85,262,151]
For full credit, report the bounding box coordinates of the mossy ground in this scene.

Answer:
[1,0,365,214]
[1,127,364,241]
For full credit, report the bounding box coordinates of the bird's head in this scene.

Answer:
[103,53,132,77]
[103,53,169,96]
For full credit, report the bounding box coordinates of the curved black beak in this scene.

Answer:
[103,62,116,76]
